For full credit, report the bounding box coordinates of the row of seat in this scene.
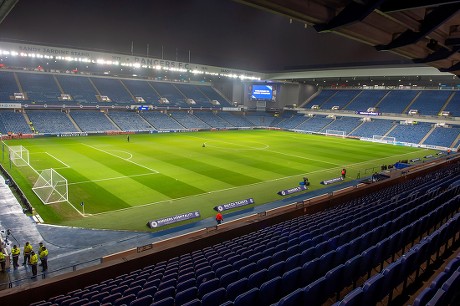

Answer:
[31,162,460,306]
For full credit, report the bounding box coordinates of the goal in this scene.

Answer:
[9,145,29,167]
[373,135,396,144]
[325,130,346,138]
[32,168,68,204]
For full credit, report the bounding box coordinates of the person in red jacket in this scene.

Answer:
[216,212,223,225]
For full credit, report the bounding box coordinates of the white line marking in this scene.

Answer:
[44,152,70,168]
[91,150,426,216]
[83,144,159,174]
[68,173,157,185]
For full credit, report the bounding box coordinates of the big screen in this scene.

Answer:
[251,84,273,100]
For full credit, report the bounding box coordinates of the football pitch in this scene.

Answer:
[1,130,437,231]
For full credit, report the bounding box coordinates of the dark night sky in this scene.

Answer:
[0,0,411,72]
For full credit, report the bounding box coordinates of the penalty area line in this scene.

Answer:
[83,144,159,174]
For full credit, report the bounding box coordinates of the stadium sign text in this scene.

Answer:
[147,211,201,228]
[277,185,307,196]
[213,198,255,212]
[320,177,344,185]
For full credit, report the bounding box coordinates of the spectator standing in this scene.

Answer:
[38,242,45,266]
[23,242,33,265]
[29,251,38,278]
[11,245,20,269]
[39,246,48,271]
[216,212,223,225]
[341,168,347,178]
[0,250,5,272]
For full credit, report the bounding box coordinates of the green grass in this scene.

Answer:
[1,130,437,231]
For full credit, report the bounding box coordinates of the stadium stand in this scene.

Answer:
[318,116,362,135]
[296,115,334,132]
[69,110,118,132]
[0,110,31,134]
[343,90,388,112]
[174,83,213,107]
[349,119,395,139]
[6,158,459,305]
[273,113,307,130]
[194,111,233,128]
[0,71,22,102]
[320,90,361,110]
[122,79,162,105]
[16,72,61,103]
[408,90,452,116]
[170,111,210,129]
[423,126,460,148]
[303,89,337,109]
[387,122,433,145]
[140,111,186,130]
[443,91,460,117]
[374,90,418,114]
[245,113,276,127]
[107,111,155,132]
[55,75,99,104]
[198,85,231,107]
[90,77,134,104]
[217,112,253,127]
[150,82,187,107]
[27,110,78,134]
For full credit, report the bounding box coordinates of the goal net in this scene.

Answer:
[9,145,29,167]
[325,130,346,138]
[373,135,396,144]
[32,168,68,204]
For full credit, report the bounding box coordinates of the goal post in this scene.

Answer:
[32,168,68,204]
[325,130,346,138]
[8,145,29,167]
[373,135,396,144]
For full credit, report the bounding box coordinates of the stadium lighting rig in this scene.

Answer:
[0,47,261,81]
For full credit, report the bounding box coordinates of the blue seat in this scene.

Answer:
[201,287,227,306]
[284,253,301,272]
[267,261,285,279]
[153,286,176,302]
[258,276,282,306]
[215,264,233,276]
[101,292,122,304]
[137,286,157,299]
[301,258,321,287]
[412,287,436,306]
[151,296,175,306]
[175,287,198,306]
[181,298,201,306]
[426,288,447,306]
[325,263,345,301]
[198,278,221,298]
[362,273,386,305]
[276,288,306,306]
[123,285,143,297]
[233,287,259,306]
[247,268,268,288]
[111,284,128,295]
[440,270,460,303]
[158,278,177,291]
[226,277,249,301]
[336,287,363,306]
[256,256,272,270]
[238,262,256,278]
[197,271,216,285]
[280,267,302,297]
[303,276,327,306]
[382,260,403,302]
[129,295,153,306]
[67,299,89,306]
[220,270,239,288]
[90,291,109,302]
[114,293,136,306]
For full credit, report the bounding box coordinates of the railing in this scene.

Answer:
[0,258,102,289]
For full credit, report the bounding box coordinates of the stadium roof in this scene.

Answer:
[1,0,460,81]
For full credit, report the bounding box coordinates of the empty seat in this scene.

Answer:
[201,287,227,306]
